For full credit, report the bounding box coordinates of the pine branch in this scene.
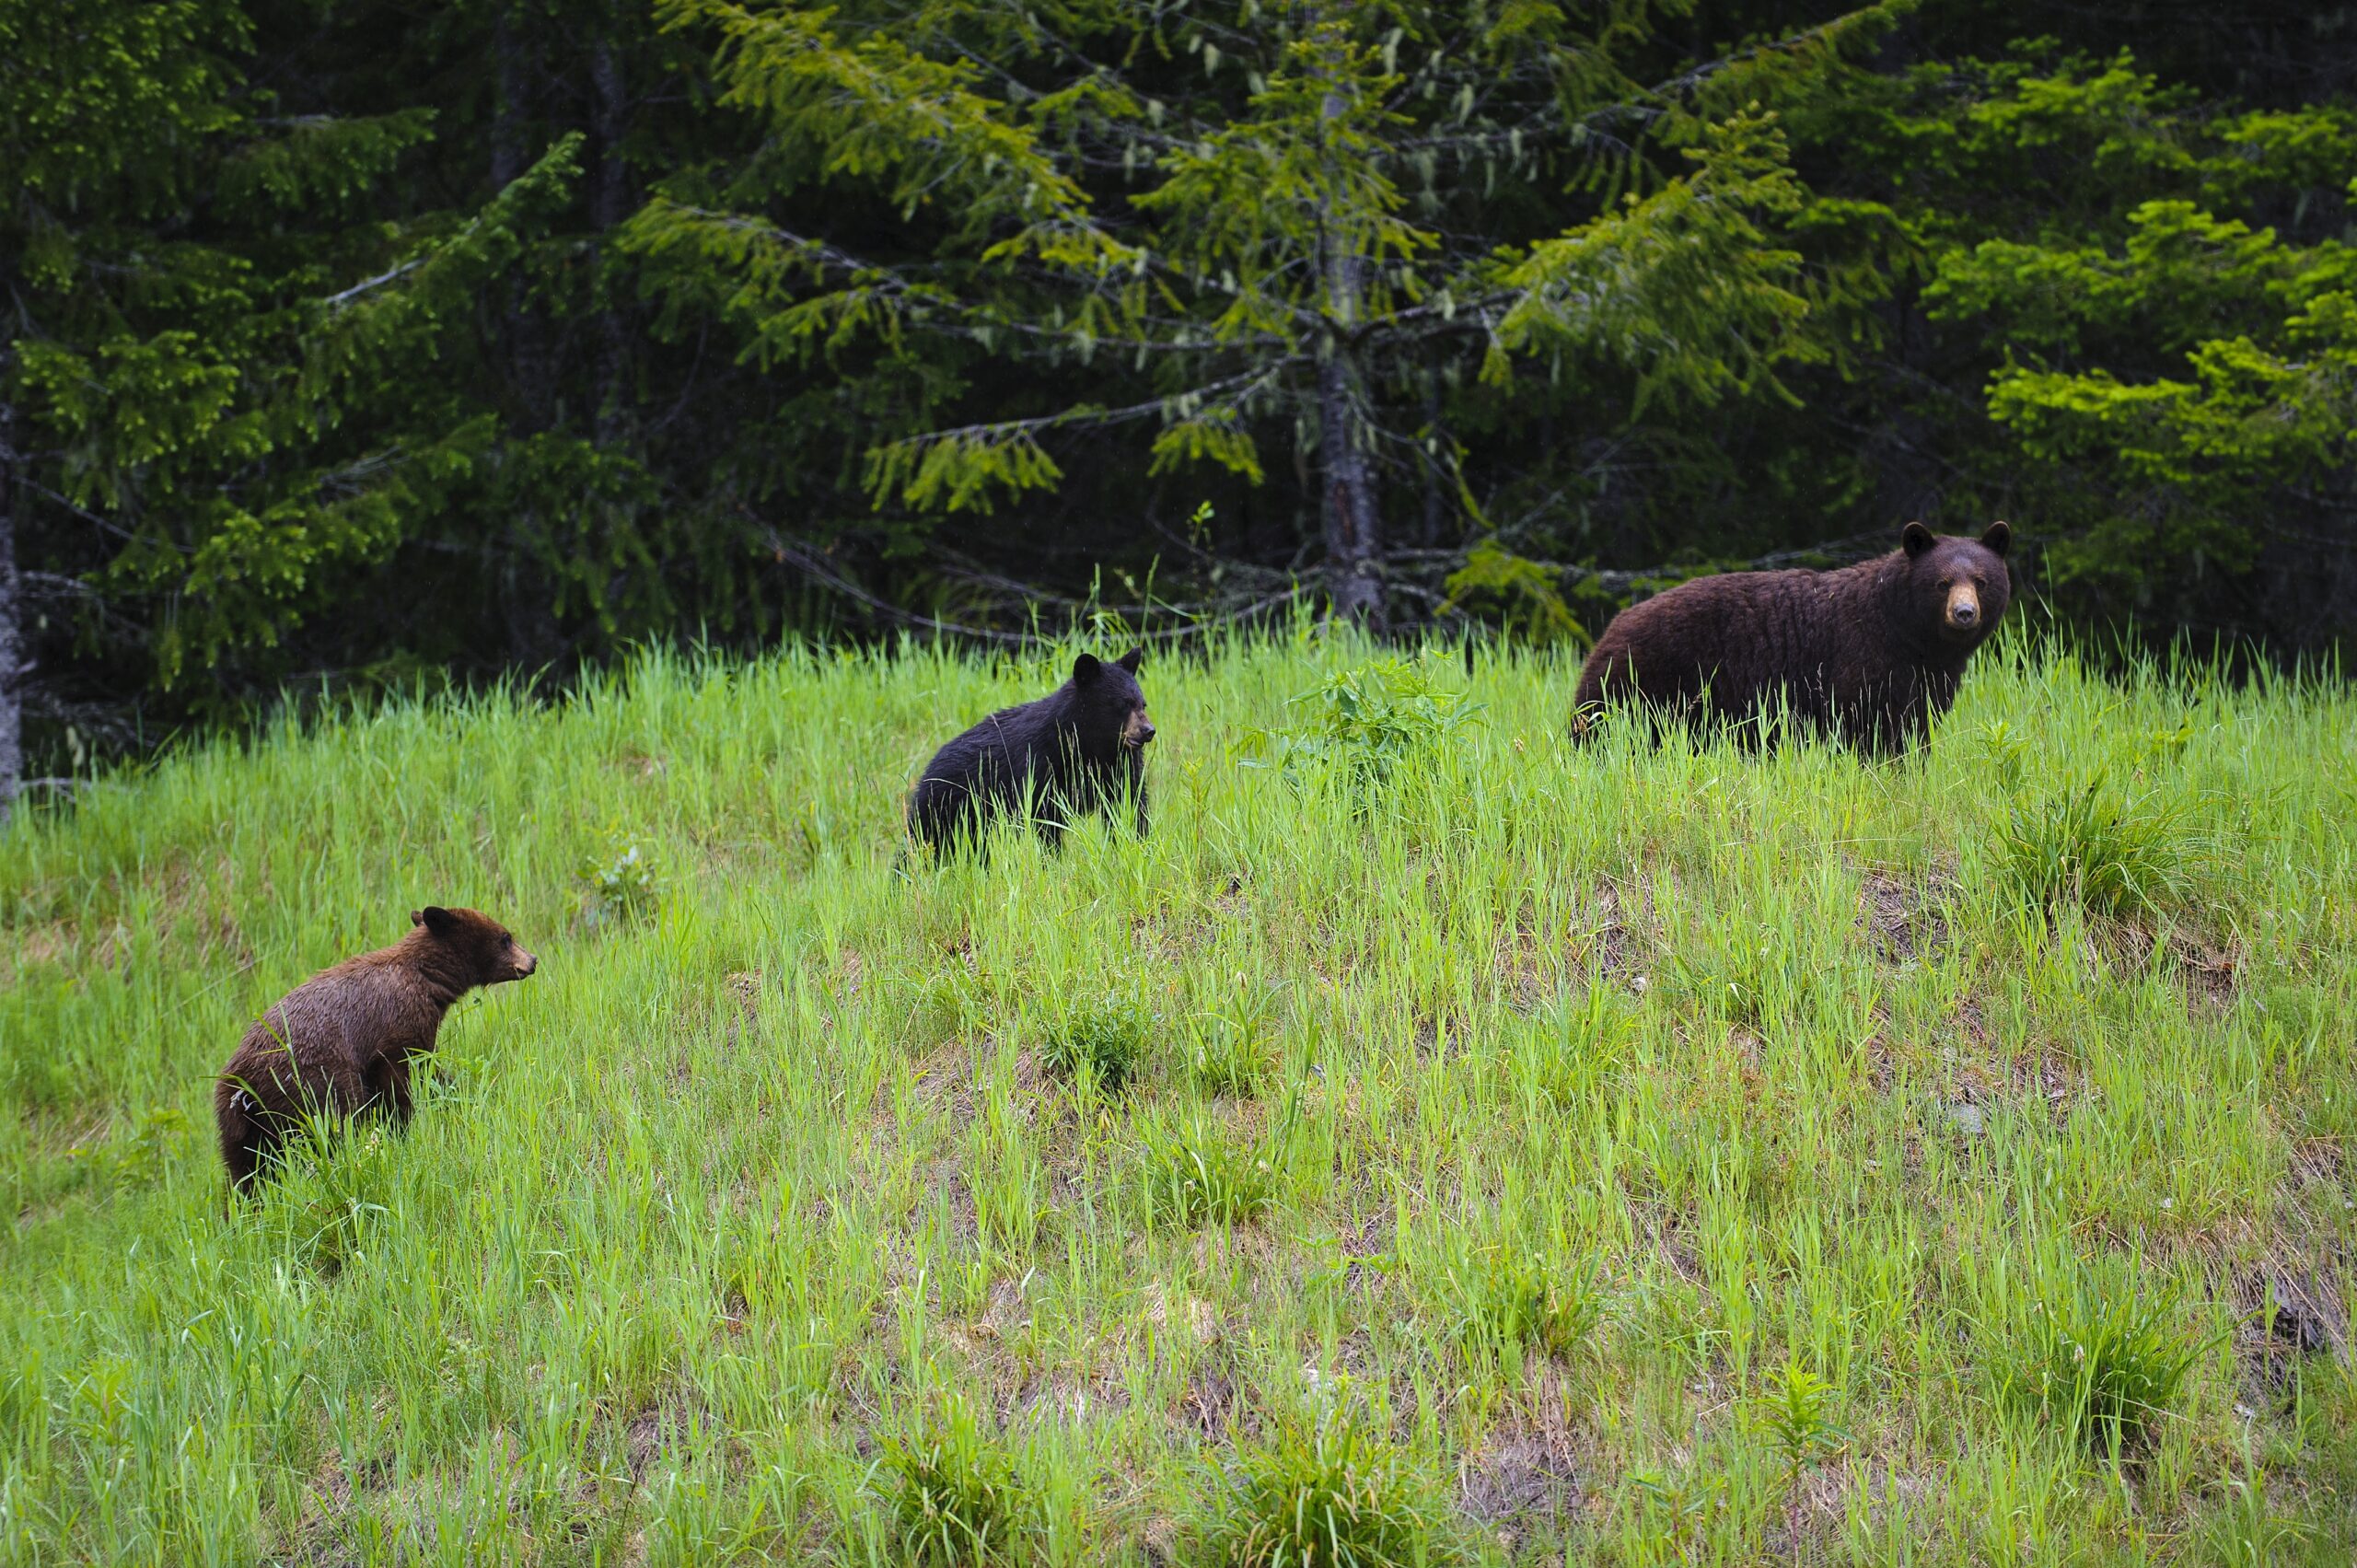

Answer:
[319,259,425,310]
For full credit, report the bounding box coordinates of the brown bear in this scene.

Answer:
[1572,521,2013,755]
[215,906,538,1191]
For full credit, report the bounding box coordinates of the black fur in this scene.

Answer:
[1572,522,2013,755]
[910,648,1155,852]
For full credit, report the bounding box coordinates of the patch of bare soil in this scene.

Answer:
[624,1400,697,1484]
[1178,1358,1238,1438]
[2010,1046,2086,1123]
[1767,1463,1938,1559]
[1859,870,1948,963]
[1582,879,1655,993]
[2168,932,2242,1016]
[723,969,762,1045]
[2236,1263,2346,1383]
[1460,1430,1582,1544]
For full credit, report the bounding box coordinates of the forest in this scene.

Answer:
[6,0,2357,805]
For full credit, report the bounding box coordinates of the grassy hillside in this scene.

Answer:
[3,633,2353,1565]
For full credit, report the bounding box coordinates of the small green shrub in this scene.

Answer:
[1246,654,1480,805]
[64,1106,190,1188]
[1997,775,2195,923]
[1209,1401,1447,1568]
[1511,987,1634,1110]
[1039,998,1155,1094]
[256,1113,402,1278]
[1138,1115,1280,1227]
[1190,977,1288,1096]
[1434,1246,1606,1372]
[1749,1358,1847,1497]
[2011,1272,2205,1459]
[871,1394,1039,1566]
[576,827,664,927]
[1627,1468,1726,1560]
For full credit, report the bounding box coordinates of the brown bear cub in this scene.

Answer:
[910,648,1155,852]
[215,906,538,1191]
[1573,521,2013,755]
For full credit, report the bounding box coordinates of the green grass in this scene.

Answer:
[3,633,2355,1564]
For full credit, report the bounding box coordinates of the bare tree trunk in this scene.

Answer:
[1318,346,1384,628]
[493,3,553,430]
[590,27,631,447]
[0,400,23,822]
[1317,85,1386,632]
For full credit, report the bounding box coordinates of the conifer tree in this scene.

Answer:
[626,0,1888,625]
[0,0,579,807]
[1881,51,2357,634]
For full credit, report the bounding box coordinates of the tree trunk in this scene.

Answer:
[590,26,631,447]
[1317,86,1386,632]
[0,400,23,822]
[1318,344,1384,628]
[1420,370,1446,547]
[493,3,553,430]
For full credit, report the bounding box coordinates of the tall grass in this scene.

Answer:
[3,632,2354,1563]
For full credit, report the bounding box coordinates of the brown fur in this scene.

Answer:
[1572,522,2013,755]
[215,906,538,1191]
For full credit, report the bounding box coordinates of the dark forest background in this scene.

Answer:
[6,0,2355,807]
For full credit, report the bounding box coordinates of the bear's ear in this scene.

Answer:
[1116,646,1143,675]
[1072,653,1103,685]
[1980,520,2012,557]
[1901,521,1935,559]
[419,906,459,937]
[411,910,424,927]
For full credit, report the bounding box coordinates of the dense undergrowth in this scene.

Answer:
[2,633,2353,1564]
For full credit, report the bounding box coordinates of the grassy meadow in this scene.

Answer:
[3,632,2354,1565]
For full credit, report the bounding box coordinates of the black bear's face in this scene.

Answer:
[414,905,540,985]
[1900,522,2012,647]
[1071,647,1155,750]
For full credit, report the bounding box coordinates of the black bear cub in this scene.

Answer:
[1573,521,2013,755]
[911,648,1155,852]
[215,906,538,1191]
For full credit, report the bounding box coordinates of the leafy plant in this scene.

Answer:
[1628,1467,1726,1562]
[1997,773,2197,923]
[576,827,664,927]
[1750,1358,1848,1529]
[1208,1400,1447,1568]
[1512,986,1637,1111]
[1433,1245,1608,1375]
[1138,1113,1284,1228]
[1246,655,1481,806]
[64,1106,190,1187]
[871,1394,1039,1566]
[1038,998,1155,1094]
[2009,1272,2206,1460]
[1190,976,1289,1096]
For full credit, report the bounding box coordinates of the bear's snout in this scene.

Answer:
[1124,714,1155,747]
[510,945,539,979]
[1945,582,1980,630]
